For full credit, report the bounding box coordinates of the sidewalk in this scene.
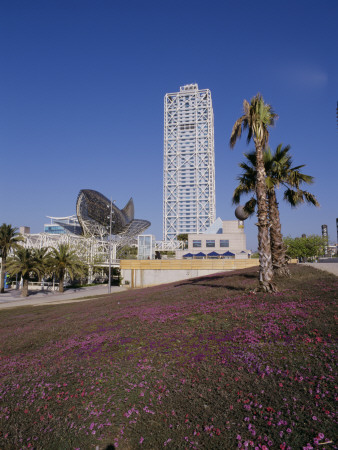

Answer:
[302,262,338,276]
[0,284,127,310]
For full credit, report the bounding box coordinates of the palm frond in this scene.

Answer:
[232,183,252,204]
[230,116,245,148]
[290,164,306,171]
[302,190,320,207]
[238,161,254,173]
[244,197,257,216]
[246,126,253,145]
[265,176,275,190]
[290,171,314,186]
[243,99,251,116]
[243,151,256,167]
[283,189,304,207]
[232,187,242,205]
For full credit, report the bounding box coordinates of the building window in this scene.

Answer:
[206,240,215,247]
[193,240,201,248]
[220,240,229,247]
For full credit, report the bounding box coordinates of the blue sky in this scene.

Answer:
[1,0,337,250]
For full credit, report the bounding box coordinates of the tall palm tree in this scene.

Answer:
[6,247,42,297]
[49,244,84,292]
[230,93,278,292]
[0,224,24,293]
[233,145,319,276]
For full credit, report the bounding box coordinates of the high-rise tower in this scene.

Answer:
[163,84,216,242]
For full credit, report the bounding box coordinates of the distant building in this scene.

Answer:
[44,215,80,235]
[138,235,155,260]
[19,226,30,235]
[175,219,250,259]
[321,224,329,256]
[163,83,216,243]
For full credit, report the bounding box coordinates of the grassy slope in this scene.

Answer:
[0,265,337,449]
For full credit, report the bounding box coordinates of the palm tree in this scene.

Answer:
[233,145,319,276]
[34,247,51,281]
[0,224,24,293]
[230,93,278,292]
[48,244,84,292]
[6,247,42,297]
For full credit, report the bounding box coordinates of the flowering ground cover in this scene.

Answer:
[0,264,337,449]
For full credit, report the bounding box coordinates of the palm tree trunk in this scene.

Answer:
[59,270,64,293]
[21,278,29,297]
[268,190,290,277]
[255,144,277,292]
[0,257,6,293]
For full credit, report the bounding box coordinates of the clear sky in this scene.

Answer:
[1,0,337,250]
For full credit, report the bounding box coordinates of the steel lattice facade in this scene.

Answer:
[163,84,216,242]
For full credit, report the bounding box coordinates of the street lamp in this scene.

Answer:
[0,255,2,291]
[107,199,115,294]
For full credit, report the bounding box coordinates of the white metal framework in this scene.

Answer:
[163,83,216,242]
[19,189,151,278]
[21,232,128,267]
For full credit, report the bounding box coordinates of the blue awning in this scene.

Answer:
[183,253,194,258]
[222,251,235,256]
[194,252,206,257]
[207,251,220,256]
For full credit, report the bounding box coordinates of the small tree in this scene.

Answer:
[284,235,326,261]
[0,224,24,293]
[34,247,51,281]
[177,234,188,249]
[6,247,42,297]
[48,244,85,292]
[117,245,138,259]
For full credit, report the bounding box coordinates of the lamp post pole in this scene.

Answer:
[108,198,112,294]
[0,256,2,291]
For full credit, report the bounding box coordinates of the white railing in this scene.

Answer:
[11,282,59,291]
[155,240,184,251]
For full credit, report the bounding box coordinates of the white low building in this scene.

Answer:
[175,218,250,259]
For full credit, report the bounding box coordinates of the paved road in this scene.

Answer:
[0,284,127,310]
[302,262,338,276]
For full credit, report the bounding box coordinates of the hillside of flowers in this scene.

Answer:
[0,264,337,449]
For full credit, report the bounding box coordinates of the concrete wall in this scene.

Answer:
[120,259,260,289]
